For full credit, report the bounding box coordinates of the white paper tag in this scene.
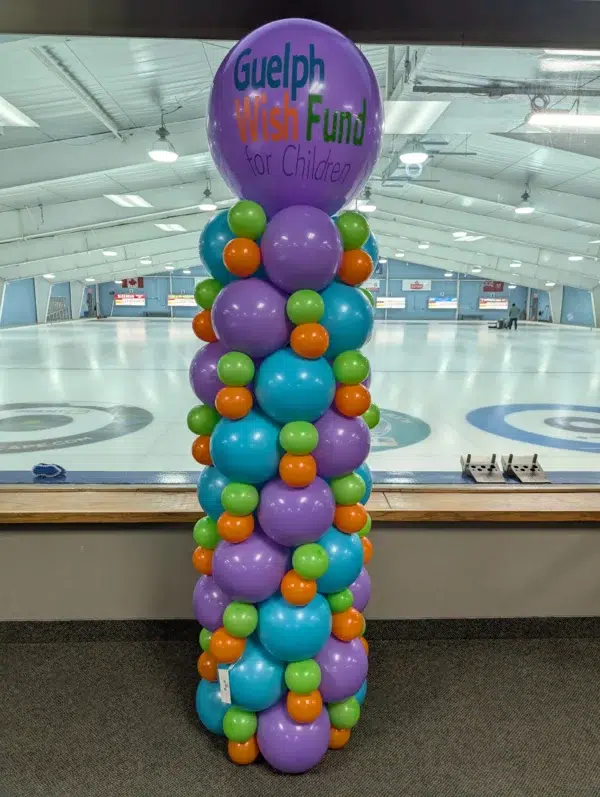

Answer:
[218,667,232,704]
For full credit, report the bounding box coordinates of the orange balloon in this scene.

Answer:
[334,384,371,418]
[280,570,317,606]
[192,546,214,575]
[228,736,259,765]
[197,651,218,681]
[334,503,368,534]
[192,309,218,342]
[223,238,261,278]
[279,453,317,488]
[287,690,323,724]
[362,535,373,564]
[218,511,254,543]
[290,323,330,359]
[329,727,351,749]
[191,435,213,466]
[332,607,364,642]
[338,249,373,286]
[359,635,369,655]
[209,626,246,664]
[215,386,253,420]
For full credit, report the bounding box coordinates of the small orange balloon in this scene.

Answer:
[332,607,364,642]
[334,503,368,534]
[223,238,261,278]
[280,570,317,606]
[359,635,369,655]
[215,386,253,420]
[287,690,323,724]
[228,736,260,765]
[329,727,351,749]
[362,535,373,564]
[191,435,213,466]
[338,249,373,286]
[209,626,246,664]
[218,512,254,543]
[290,323,329,359]
[279,453,317,488]
[334,384,371,418]
[192,309,218,342]
[197,651,218,681]
[192,546,214,575]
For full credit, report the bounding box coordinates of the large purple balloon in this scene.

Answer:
[211,278,291,359]
[258,477,334,547]
[192,576,229,631]
[208,19,383,218]
[313,409,371,479]
[189,341,230,405]
[212,527,289,602]
[261,206,342,294]
[257,699,330,774]
[315,635,368,703]
[349,566,371,613]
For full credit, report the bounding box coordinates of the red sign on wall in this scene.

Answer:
[483,280,504,292]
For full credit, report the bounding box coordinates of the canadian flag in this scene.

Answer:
[121,277,144,288]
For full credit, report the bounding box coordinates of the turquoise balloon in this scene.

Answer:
[258,593,332,662]
[222,635,285,712]
[316,527,364,594]
[355,462,373,503]
[362,231,379,267]
[320,282,374,358]
[210,410,282,485]
[255,349,336,424]
[195,679,228,736]
[197,466,230,521]
[355,679,367,706]
[199,210,238,285]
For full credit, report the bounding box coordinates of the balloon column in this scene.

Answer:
[187,18,382,774]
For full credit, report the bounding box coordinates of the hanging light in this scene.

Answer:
[357,185,376,213]
[149,118,178,163]
[199,178,218,212]
[399,139,429,165]
[515,186,534,215]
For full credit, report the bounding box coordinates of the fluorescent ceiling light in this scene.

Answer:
[102,250,118,257]
[42,273,55,279]
[378,258,388,264]
[85,277,95,282]
[104,194,153,208]
[165,265,175,271]
[546,281,556,287]
[508,284,516,289]
[471,267,482,273]
[568,255,584,262]
[418,242,429,249]
[461,235,485,242]
[394,251,404,258]
[0,96,38,127]
[140,257,152,265]
[510,262,522,268]
[199,201,218,212]
[544,49,600,56]
[383,100,450,135]
[114,280,121,285]
[541,58,600,73]
[183,269,192,274]
[155,223,186,232]
[528,111,600,128]
[399,140,429,165]
[444,272,453,277]
[357,201,376,213]
[453,231,468,238]
[589,239,600,244]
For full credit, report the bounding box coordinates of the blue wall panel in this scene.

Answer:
[1,278,37,327]
[561,286,594,327]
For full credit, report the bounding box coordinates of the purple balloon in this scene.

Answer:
[211,278,291,359]
[315,635,368,703]
[192,575,229,631]
[257,698,330,774]
[212,527,289,602]
[189,341,229,405]
[261,206,342,294]
[208,19,383,218]
[258,477,335,547]
[349,566,371,613]
[313,409,371,479]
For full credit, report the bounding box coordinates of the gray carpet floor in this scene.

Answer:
[2,638,600,796]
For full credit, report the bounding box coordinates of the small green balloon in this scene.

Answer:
[194,278,222,310]
[223,707,257,743]
[279,421,319,455]
[286,290,325,325]
[362,403,381,430]
[332,351,370,385]
[284,660,321,694]
[357,515,372,538]
[361,616,367,635]
[187,404,220,436]
[361,288,375,307]
[292,543,329,580]
[335,211,370,251]
[228,200,267,240]
[223,601,258,638]
[328,697,361,730]
[193,517,220,549]
[330,473,366,506]
[327,588,354,613]
[217,352,255,387]
[199,627,213,653]
[221,482,259,516]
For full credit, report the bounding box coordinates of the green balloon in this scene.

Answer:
[328,697,361,730]
[199,627,213,653]
[221,482,259,516]
[330,473,366,506]
[292,544,329,580]
[187,404,220,436]
[228,200,267,240]
[223,602,258,638]
[362,616,367,635]
[279,421,319,455]
[362,403,381,430]
[357,515,372,538]
[284,660,321,694]
[217,352,255,387]
[223,707,257,743]
[361,288,375,307]
[286,290,325,325]
[327,588,353,613]
[193,517,220,549]
[335,211,370,251]
[194,278,222,310]
[332,351,370,385]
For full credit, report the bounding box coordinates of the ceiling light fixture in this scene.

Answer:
[104,194,153,208]
[544,49,600,56]
[394,251,404,258]
[546,281,556,287]
[472,267,482,273]
[515,186,535,215]
[510,261,522,268]
[155,223,186,232]
[568,255,584,261]
[418,242,430,249]
[399,139,429,165]
[444,272,453,277]
[0,95,38,127]
[357,185,376,213]
[148,115,179,163]
[589,239,600,244]
[528,111,600,128]
[453,231,468,238]
[43,273,55,279]
[165,265,175,271]
[199,178,218,212]
[183,269,192,274]
[140,257,152,265]
[508,284,516,290]
[378,258,388,264]
[85,277,96,282]
[114,280,121,285]
[460,235,485,242]
[102,250,118,257]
